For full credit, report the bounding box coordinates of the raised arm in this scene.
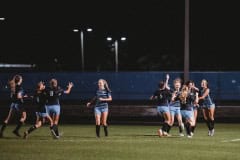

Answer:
[64,82,74,94]
[164,74,170,90]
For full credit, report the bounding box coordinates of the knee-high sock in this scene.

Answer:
[205,119,211,130]
[103,125,108,136]
[14,121,23,132]
[209,120,215,130]
[96,125,100,137]
[51,124,59,136]
[185,122,192,135]
[191,125,196,133]
[27,125,37,134]
[162,122,169,133]
[54,124,59,136]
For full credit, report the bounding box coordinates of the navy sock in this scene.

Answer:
[209,120,215,130]
[185,122,191,135]
[28,125,37,134]
[14,121,23,132]
[191,125,196,133]
[96,125,100,137]
[103,125,108,136]
[206,120,211,130]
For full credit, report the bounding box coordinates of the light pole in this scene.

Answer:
[73,28,92,72]
[106,36,127,72]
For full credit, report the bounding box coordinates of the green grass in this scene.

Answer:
[0,123,240,160]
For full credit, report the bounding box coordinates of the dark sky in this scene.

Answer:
[0,1,239,71]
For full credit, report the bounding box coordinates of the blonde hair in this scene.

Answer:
[179,85,188,104]
[201,79,209,88]
[173,78,182,84]
[99,79,111,92]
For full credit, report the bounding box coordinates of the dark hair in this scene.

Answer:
[14,75,22,84]
[50,78,58,88]
[158,81,165,89]
[185,80,194,86]
[36,81,44,90]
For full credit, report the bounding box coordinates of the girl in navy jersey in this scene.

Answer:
[169,77,185,136]
[186,80,199,135]
[150,74,172,137]
[198,79,215,136]
[23,81,53,139]
[45,78,73,139]
[87,79,112,138]
[172,84,198,138]
[0,75,27,138]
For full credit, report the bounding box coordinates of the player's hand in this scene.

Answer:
[86,102,91,107]
[166,74,169,80]
[68,82,74,88]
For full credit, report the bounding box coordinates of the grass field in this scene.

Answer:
[0,123,240,160]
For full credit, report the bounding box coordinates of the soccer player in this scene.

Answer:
[186,80,199,135]
[23,81,53,139]
[45,78,73,139]
[0,75,27,138]
[198,79,215,136]
[86,79,112,138]
[169,77,185,136]
[172,84,198,138]
[150,74,172,137]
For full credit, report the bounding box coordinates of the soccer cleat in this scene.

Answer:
[210,129,215,136]
[163,131,171,137]
[23,131,28,139]
[208,130,211,136]
[190,132,194,136]
[12,130,21,137]
[51,130,57,139]
[157,129,163,137]
[179,133,185,137]
[187,135,193,138]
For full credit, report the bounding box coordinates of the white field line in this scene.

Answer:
[222,138,240,143]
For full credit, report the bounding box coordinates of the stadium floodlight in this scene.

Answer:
[106,36,127,72]
[73,27,93,72]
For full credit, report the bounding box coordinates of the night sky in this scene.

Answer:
[0,0,239,71]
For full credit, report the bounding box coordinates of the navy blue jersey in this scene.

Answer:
[45,86,64,105]
[152,88,171,106]
[174,92,196,111]
[12,84,25,104]
[34,90,47,113]
[170,89,181,107]
[199,88,214,107]
[95,89,111,107]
